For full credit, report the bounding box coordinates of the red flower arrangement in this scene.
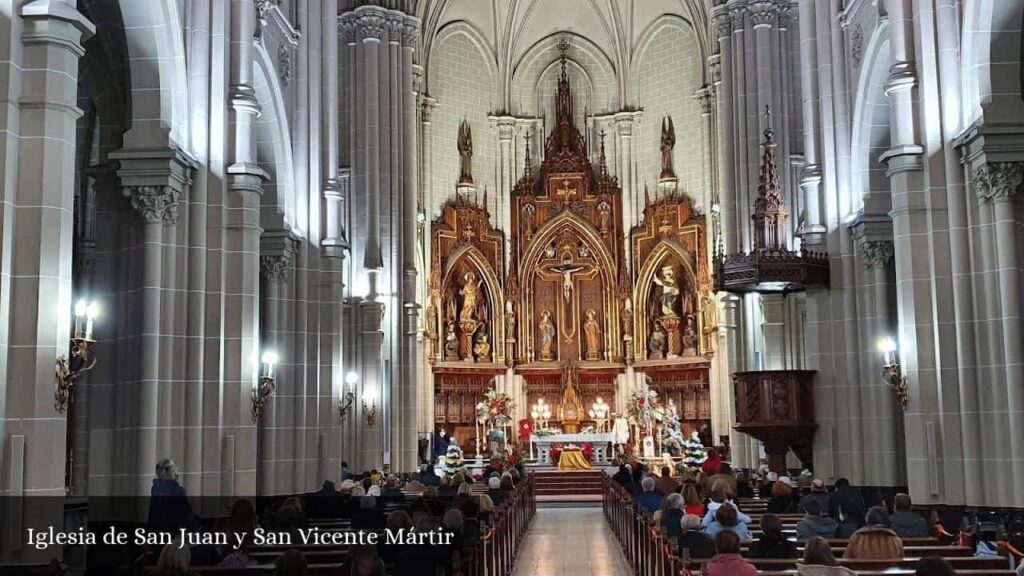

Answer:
[581,443,594,462]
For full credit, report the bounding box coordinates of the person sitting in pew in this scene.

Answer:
[795,537,856,576]
[759,471,778,498]
[352,496,387,530]
[799,479,831,514]
[661,493,686,539]
[677,514,716,560]
[890,493,930,538]
[683,482,705,517]
[274,496,308,537]
[750,513,798,558]
[612,464,633,489]
[419,464,440,487]
[634,476,664,516]
[735,472,755,499]
[379,510,413,563]
[219,500,257,567]
[150,540,198,576]
[308,481,343,519]
[702,530,758,576]
[351,553,386,576]
[396,516,454,576]
[796,498,839,541]
[843,506,904,560]
[381,474,404,499]
[702,485,752,528]
[768,478,798,514]
[657,466,679,495]
[274,549,307,576]
[704,499,753,541]
[828,478,865,529]
[914,557,957,576]
[422,486,447,516]
[478,494,495,534]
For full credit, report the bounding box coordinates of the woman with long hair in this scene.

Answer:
[796,537,856,576]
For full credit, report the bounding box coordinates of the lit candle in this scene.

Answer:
[85,301,99,340]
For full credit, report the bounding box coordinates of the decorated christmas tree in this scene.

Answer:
[444,443,464,471]
[681,431,708,471]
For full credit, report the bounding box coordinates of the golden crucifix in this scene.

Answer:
[555,179,577,202]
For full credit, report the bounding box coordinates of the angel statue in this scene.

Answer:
[458,120,473,185]
[660,116,676,181]
[652,265,681,317]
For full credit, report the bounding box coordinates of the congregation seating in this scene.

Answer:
[138,474,535,576]
[601,475,1018,576]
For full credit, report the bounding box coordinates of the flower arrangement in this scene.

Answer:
[476,386,515,427]
[627,388,663,426]
[613,443,638,466]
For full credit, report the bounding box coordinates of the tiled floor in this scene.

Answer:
[511,507,632,576]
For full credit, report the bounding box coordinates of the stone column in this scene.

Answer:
[398,15,421,473]
[493,115,517,241]
[0,3,93,537]
[973,161,1024,501]
[712,7,737,254]
[258,245,294,495]
[122,186,179,493]
[856,239,901,485]
[357,6,386,296]
[796,0,826,243]
[359,300,385,470]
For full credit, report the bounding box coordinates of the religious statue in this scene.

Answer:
[660,116,676,181]
[445,293,456,323]
[543,242,556,260]
[505,301,516,339]
[459,271,481,322]
[682,315,698,354]
[621,297,634,341]
[522,203,536,239]
[578,244,590,259]
[444,321,459,361]
[474,325,491,361]
[425,302,438,341]
[551,261,585,302]
[539,310,556,361]
[652,265,681,317]
[598,201,611,235]
[458,120,473,185]
[583,309,602,361]
[649,325,666,359]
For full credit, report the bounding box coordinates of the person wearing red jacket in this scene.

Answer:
[701,448,722,476]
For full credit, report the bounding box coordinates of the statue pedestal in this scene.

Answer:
[659,315,681,359]
[585,350,600,361]
[459,320,479,361]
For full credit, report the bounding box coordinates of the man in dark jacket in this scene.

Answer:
[828,477,865,527]
[795,499,839,540]
[677,514,716,560]
[798,478,831,513]
[612,464,633,487]
[890,493,929,537]
[419,464,440,486]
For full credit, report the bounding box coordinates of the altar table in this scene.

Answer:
[530,432,614,466]
[557,449,591,470]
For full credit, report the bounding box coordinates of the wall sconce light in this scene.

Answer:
[251,350,278,422]
[878,337,909,411]
[530,398,551,429]
[339,371,357,421]
[55,300,100,413]
[362,389,378,427]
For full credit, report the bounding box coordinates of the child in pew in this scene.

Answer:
[795,537,856,576]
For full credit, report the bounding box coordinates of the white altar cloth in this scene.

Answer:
[530,433,616,465]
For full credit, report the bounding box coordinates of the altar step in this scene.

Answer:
[532,469,605,504]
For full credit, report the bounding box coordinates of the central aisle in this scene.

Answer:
[511,507,632,576]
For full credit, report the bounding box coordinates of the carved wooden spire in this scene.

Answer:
[752,107,787,252]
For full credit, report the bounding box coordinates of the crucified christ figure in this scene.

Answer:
[550,262,585,302]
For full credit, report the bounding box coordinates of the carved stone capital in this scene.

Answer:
[748,1,779,27]
[123,185,180,225]
[339,17,358,44]
[260,233,302,281]
[712,8,732,39]
[777,3,794,29]
[856,240,894,270]
[695,88,714,115]
[972,161,1024,203]
[729,7,746,31]
[355,7,386,42]
[256,0,278,17]
[386,13,403,43]
[421,96,438,123]
[402,17,420,48]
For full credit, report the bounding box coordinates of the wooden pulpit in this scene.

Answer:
[732,370,816,473]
